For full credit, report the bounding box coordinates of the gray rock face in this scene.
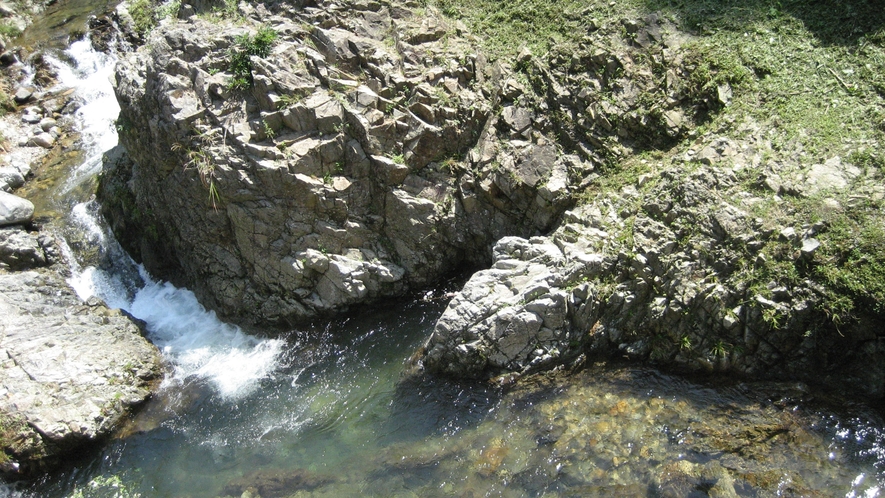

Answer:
[0,270,162,475]
[0,190,34,226]
[423,237,581,377]
[103,3,577,327]
[419,160,885,398]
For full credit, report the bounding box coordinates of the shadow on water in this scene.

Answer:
[384,373,504,443]
[642,0,885,45]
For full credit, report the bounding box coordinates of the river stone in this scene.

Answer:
[0,270,162,475]
[30,132,55,149]
[0,191,34,226]
[13,86,34,104]
[0,167,25,192]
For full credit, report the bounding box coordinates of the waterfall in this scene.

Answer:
[48,39,284,400]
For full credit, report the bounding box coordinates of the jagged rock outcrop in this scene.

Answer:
[0,269,162,476]
[420,134,885,398]
[103,1,582,327]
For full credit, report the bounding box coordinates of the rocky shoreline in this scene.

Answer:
[0,3,163,477]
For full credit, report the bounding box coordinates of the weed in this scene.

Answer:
[262,120,275,140]
[710,340,728,358]
[171,128,222,210]
[679,335,692,351]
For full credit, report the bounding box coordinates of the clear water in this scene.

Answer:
[4,13,885,498]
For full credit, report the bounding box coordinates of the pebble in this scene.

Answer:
[39,117,57,131]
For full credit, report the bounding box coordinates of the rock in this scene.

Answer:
[13,86,33,104]
[501,106,532,135]
[800,238,820,256]
[421,236,577,378]
[0,51,16,66]
[104,12,572,327]
[38,117,57,131]
[0,167,25,192]
[0,227,46,269]
[0,191,34,226]
[29,132,55,148]
[804,156,861,194]
[0,270,161,475]
[0,2,15,16]
[20,112,40,124]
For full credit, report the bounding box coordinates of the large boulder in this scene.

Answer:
[0,270,162,476]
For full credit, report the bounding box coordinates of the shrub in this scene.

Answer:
[227,25,278,89]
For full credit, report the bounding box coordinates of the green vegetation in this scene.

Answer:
[128,0,157,38]
[0,21,21,39]
[433,0,885,159]
[172,127,221,210]
[227,25,278,90]
[0,412,25,465]
[128,0,180,38]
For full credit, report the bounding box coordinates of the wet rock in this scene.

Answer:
[0,51,16,66]
[0,191,34,226]
[0,270,162,476]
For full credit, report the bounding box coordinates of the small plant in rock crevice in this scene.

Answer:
[227,25,278,90]
[172,128,221,210]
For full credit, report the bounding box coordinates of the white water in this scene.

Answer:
[50,37,285,401]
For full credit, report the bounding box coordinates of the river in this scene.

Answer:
[3,3,885,497]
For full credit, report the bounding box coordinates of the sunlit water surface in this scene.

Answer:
[2,15,885,498]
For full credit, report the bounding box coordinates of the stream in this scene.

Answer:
[3,4,885,497]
